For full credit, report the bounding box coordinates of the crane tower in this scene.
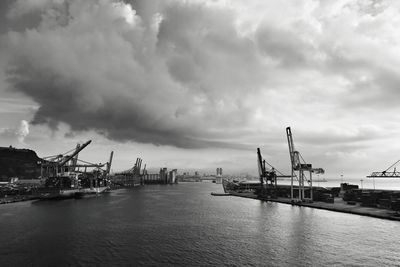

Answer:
[286,127,324,202]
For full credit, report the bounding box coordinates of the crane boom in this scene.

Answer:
[142,164,147,175]
[286,127,295,168]
[106,151,114,175]
[286,127,324,201]
[59,140,91,167]
[367,159,400,178]
[257,148,264,185]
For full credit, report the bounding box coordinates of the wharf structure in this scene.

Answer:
[111,158,178,187]
[1,141,114,201]
[177,172,201,182]
[221,126,400,221]
[177,168,224,183]
[225,182,400,221]
[0,145,179,203]
[111,158,143,187]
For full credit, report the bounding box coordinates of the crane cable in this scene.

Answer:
[263,159,299,181]
[384,159,400,172]
[42,146,80,160]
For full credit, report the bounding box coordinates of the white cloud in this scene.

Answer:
[0,119,30,144]
[16,119,29,143]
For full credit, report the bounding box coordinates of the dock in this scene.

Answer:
[228,191,400,221]
[211,192,231,196]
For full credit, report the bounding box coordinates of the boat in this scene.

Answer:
[222,179,261,193]
[38,173,81,199]
[38,140,113,200]
[38,172,110,200]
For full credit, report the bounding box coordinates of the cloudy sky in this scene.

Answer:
[0,0,400,179]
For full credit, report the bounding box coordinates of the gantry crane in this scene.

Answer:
[367,159,400,178]
[115,157,143,176]
[41,140,92,177]
[105,151,114,177]
[73,151,113,176]
[112,157,144,186]
[41,140,113,180]
[286,127,324,201]
[257,148,291,198]
[257,148,277,192]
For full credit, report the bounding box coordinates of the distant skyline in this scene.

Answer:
[1,0,400,179]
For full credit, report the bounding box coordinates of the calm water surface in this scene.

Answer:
[0,182,399,266]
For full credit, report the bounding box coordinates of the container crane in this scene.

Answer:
[106,151,114,176]
[41,140,92,177]
[59,140,92,167]
[115,157,143,176]
[257,148,291,198]
[257,148,277,187]
[286,127,324,202]
[367,159,400,178]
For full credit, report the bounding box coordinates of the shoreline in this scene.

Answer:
[228,191,400,222]
[0,195,39,205]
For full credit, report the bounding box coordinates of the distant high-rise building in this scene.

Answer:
[160,168,168,184]
[169,169,178,184]
[216,168,223,177]
[216,168,223,184]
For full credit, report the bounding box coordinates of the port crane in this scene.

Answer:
[112,157,144,187]
[286,127,324,201]
[257,148,277,191]
[41,140,113,180]
[257,148,291,198]
[116,158,143,176]
[73,151,113,177]
[41,140,92,177]
[367,159,400,178]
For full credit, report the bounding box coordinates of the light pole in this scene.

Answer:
[341,174,343,184]
[360,179,363,190]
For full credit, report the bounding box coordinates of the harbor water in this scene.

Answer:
[1,182,399,266]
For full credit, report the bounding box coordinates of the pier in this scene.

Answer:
[111,158,178,187]
[227,191,400,221]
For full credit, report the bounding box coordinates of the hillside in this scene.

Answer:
[0,146,42,181]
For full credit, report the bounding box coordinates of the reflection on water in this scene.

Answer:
[0,182,399,266]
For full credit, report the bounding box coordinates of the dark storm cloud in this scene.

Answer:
[7,57,240,149]
[3,0,271,149]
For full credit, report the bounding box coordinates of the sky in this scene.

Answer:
[0,0,400,179]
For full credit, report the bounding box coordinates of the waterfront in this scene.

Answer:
[1,182,399,266]
[278,177,400,190]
